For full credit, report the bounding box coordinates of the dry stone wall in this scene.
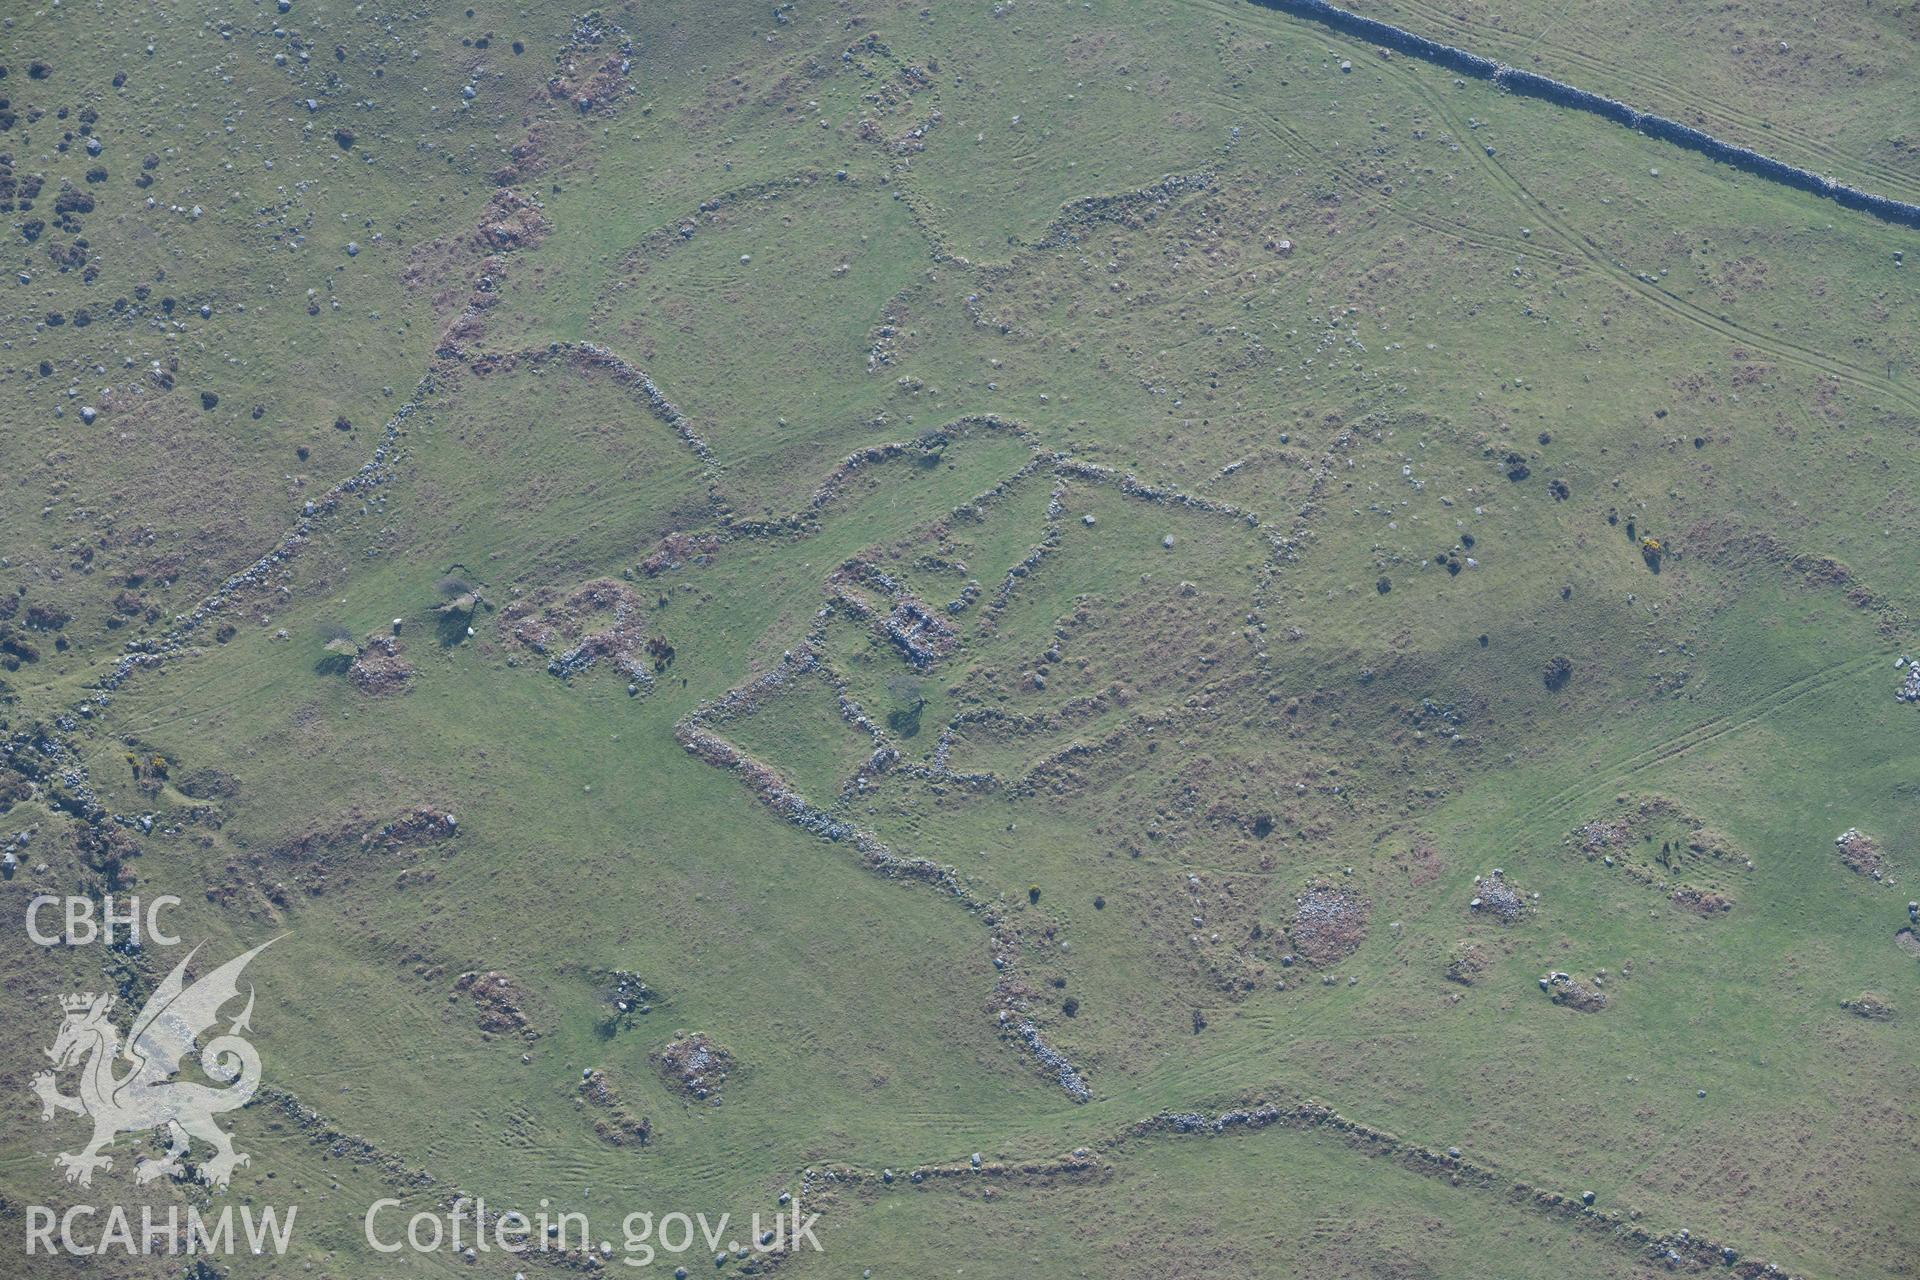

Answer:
[1253,0,1920,228]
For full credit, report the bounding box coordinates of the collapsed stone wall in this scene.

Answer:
[1131,1101,1772,1274]
[1257,0,1499,78]
[1252,0,1920,229]
[675,632,1093,1102]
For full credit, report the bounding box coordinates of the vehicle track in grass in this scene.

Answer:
[1471,651,1881,858]
[1188,81,1575,270]
[1384,56,1920,421]
[1186,0,1919,409]
[1203,61,1920,431]
[1365,0,1920,201]
[1110,648,1876,1113]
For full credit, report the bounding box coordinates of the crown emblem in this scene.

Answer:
[35,939,278,1192]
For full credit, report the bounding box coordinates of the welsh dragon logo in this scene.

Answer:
[31,939,279,1189]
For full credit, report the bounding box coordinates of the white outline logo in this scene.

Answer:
[32,939,278,1189]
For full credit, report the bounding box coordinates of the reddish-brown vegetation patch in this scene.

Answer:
[499,577,656,684]
[1285,884,1369,966]
[454,969,536,1037]
[1835,828,1885,878]
[475,188,551,252]
[1445,941,1491,986]
[1671,885,1734,915]
[640,531,721,577]
[1395,839,1447,887]
[579,1069,652,1145]
[653,1031,734,1103]
[350,631,413,695]
[1542,971,1608,1012]
[205,805,455,905]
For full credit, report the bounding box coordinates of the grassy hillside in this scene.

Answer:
[2,2,1915,1277]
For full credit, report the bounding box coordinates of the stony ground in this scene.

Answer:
[2,2,1917,1278]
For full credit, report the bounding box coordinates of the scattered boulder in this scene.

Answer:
[1840,992,1895,1021]
[578,1068,652,1145]
[1895,655,1920,703]
[1540,970,1607,1012]
[500,577,657,688]
[475,188,552,251]
[1568,797,1743,911]
[1468,869,1527,922]
[349,630,413,695]
[362,806,459,852]
[654,1031,733,1103]
[1835,828,1885,879]
[1444,941,1490,985]
[1286,884,1369,965]
[454,970,536,1037]
[1670,885,1733,915]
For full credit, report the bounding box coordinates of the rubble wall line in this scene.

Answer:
[676,647,1092,1101]
[1250,0,1920,229]
[1129,1101,1781,1275]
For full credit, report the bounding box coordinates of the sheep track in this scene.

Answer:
[1247,0,1920,230]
